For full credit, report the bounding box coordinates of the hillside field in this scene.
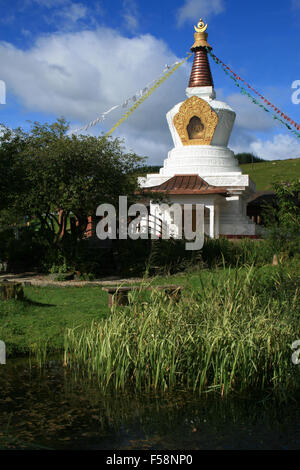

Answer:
[240,158,300,191]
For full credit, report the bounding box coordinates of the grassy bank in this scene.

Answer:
[0,286,110,357]
[0,268,233,357]
[240,158,300,190]
[1,261,299,397]
[64,264,300,397]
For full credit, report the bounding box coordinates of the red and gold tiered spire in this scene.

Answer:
[188,19,214,88]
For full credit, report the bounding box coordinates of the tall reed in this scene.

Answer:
[64,265,300,396]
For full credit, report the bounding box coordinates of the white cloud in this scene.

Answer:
[0,25,298,164]
[292,0,300,10]
[122,0,139,32]
[226,92,279,132]
[229,129,258,155]
[229,130,300,162]
[224,91,300,160]
[0,15,16,25]
[21,29,32,37]
[177,0,225,26]
[30,0,90,29]
[0,28,189,163]
[58,3,88,23]
[44,2,89,29]
[249,134,300,160]
[31,0,70,8]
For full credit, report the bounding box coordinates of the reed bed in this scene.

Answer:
[64,265,300,396]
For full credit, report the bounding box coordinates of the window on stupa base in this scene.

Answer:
[187,116,205,140]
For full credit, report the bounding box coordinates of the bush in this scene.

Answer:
[105,237,281,277]
[262,179,300,256]
[0,227,49,272]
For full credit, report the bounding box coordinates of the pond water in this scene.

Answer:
[0,358,300,450]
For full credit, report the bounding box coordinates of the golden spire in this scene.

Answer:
[194,19,208,33]
[188,18,214,88]
[191,18,212,50]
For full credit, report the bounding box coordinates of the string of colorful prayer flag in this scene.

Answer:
[70,55,192,135]
[208,50,300,139]
[105,53,193,136]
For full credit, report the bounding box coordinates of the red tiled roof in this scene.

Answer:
[146,174,228,195]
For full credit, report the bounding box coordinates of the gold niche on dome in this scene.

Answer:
[173,96,218,146]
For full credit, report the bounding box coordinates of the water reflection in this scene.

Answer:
[0,358,300,450]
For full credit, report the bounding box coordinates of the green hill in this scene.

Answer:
[138,159,299,192]
[240,158,300,191]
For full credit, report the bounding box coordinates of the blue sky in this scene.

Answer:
[0,0,300,164]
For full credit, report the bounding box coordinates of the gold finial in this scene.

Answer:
[191,17,212,50]
[194,19,207,33]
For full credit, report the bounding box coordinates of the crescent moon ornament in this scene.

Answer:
[194,19,208,33]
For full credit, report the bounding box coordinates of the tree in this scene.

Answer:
[262,179,300,255]
[0,125,27,214]
[234,153,265,165]
[0,118,145,266]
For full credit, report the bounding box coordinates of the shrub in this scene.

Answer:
[262,179,300,256]
[0,227,49,272]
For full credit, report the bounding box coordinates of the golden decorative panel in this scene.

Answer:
[173,96,218,146]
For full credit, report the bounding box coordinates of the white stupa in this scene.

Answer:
[139,19,257,239]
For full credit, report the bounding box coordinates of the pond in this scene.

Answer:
[0,358,300,450]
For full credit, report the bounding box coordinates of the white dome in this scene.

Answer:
[162,88,240,178]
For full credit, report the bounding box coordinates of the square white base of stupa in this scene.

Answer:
[147,194,256,239]
[138,139,258,239]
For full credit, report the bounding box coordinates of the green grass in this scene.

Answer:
[64,264,300,397]
[0,268,230,358]
[1,262,299,397]
[240,158,300,191]
[0,286,110,357]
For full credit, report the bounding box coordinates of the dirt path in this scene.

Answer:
[0,272,143,287]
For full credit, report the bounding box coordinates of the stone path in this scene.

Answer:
[0,272,143,287]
